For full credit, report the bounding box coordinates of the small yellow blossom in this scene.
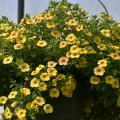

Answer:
[58,57,68,65]
[44,13,53,20]
[0,96,7,104]
[47,68,57,76]
[97,59,107,68]
[110,53,120,60]
[19,63,30,72]
[46,22,55,28]
[26,18,35,24]
[40,73,50,81]
[17,35,26,44]
[59,41,67,49]
[97,43,106,51]
[94,36,101,44]
[51,31,60,37]
[66,19,78,26]
[8,91,17,99]
[76,24,83,31]
[30,78,39,88]
[14,43,23,50]
[49,88,60,98]
[56,74,65,80]
[16,109,26,119]
[36,40,47,47]
[90,76,100,85]
[111,79,119,88]
[47,61,57,68]
[101,29,111,37]
[38,82,47,91]
[20,88,31,96]
[43,104,53,113]
[3,56,13,64]
[105,76,115,85]
[34,96,45,106]
[4,107,12,119]
[65,33,76,42]
[94,67,105,76]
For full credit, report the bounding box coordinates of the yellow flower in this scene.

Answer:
[9,31,18,39]
[65,33,76,42]
[35,67,41,73]
[14,43,23,50]
[111,46,119,50]
[81,40,89,46]
[30,101,39,110]
[76,24,83,31]
[4,107,12,119]
[36,40,47,47]
[90,76,100,85]
[47,68,57,76]
[65,79,76,91]
[26,102,32,110]
[11,102,17,108]
[51,31,60,37]
[17,35,26,44]
[31,70,38,76]
[38,82,47,91]
[38,64,45,69]
[79,48,88,54]
[97,59,107,68]
[30,78,39,88]
[49,88,60,98]
[16,109,26,119]
[8,91,17,99]
[3,56,13,64]
[26,18,35,24]
[94,67,105,76]
[70,45,80,53]
[34,97,45,106]
[101,29,111,37]
[56,74,65,80]
[97,43,106,51]
[84,30,92,36]
[18,27,26,33]
[94,36,101,44]
[110,53,120,60]
[52,79,57,86]
[20,88,31,96]
[79,57,88,68]
[0,96,7,104]
[19,63,30,72]
[40,73,50,81]
[66,51,72,58]
[70,52,80,58]
[105,76,115,85]
[35,14,44,22]
[46,22,55,28]
[111,79,119,88]
[44,13,53,20]
[58,57,68,65]
[43,104,53,113]
[59,41,68,49]
[61,86,73,97]
[47,61,57,68]
[66,19,78,26]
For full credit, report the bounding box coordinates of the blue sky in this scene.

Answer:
[0,0,120,23]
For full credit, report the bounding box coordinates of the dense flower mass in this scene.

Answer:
[0,0,120,119]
